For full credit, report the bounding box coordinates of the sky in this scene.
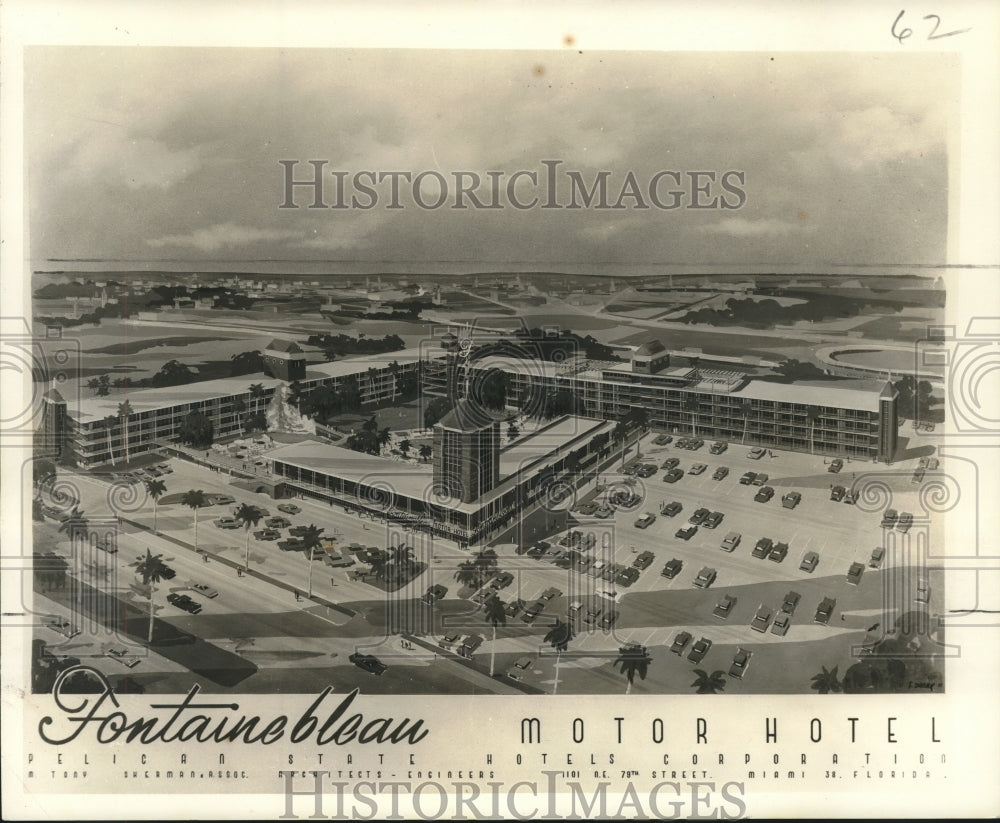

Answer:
[25,48,955,273]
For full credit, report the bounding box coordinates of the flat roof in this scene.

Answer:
[733,378,885,411]
[307,347,424,379]
[499,416,609,476]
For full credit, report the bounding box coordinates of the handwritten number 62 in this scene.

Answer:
[892,10,971,43]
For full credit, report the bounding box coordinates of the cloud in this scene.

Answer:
[698,217,805,238]
[147,223,303,252]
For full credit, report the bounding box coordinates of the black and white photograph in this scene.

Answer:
[2,2,998,819]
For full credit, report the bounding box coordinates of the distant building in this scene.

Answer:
[631,339,671,374]
[40,387,68,460]
[263,339,307,382]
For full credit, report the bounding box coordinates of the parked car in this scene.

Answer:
[653,433,673,445]
[106,647,141,668]
[212,494,235,505]
[814,596,836,624]
[712,466,730,480]
[843,489,860,505]
[897,512,913,533]
[869,547,886,569]
[47,619,81,640]
[663,469,684,484]
[689,463,707,476]
[594,505,614,519]
[599,611,618,630]
[521,600,546,623]
[278,538,305,552]
[277,503,301,514]
[911,467,925,484]
[771,612,791,636]
[458,635,484,657]
[661,558,683,579]
[710,441,728,455]
[750,605,773,632]
[541,586,562,601]
[752,537,774,559]
[687,637,712,663]
[504,598,525,617]
[754,486,775,503]
[693,566,717,588]
[349,653,387,675]
[438,632,462,651]
[916,576,930,604]
[688,507,710,525]
[661,500,683,517]
[633,551,655,570]
[94,538,118,554]
[781,491,802,509]
[847,562,865,585]
[676,525,698,540]
[490,572,514,589]
[167,593,202,614]
[747,447,766,460]
[576,500,600,516]
[661,457,680,470]
[191,583,219,599]
[159,565,176,580]
[830,485,846,502]
[506,656,533,680]
[927,457,940,470]
[740,471,757,485]
[156,463,173,474]
[713,594,737,619]
[670,630,693,654]
[782,590,801,614]
[266,516,291,529]
[213,516,239,529]
[800,551,820,573]
[769,542,789,563]
[583,605,603,625]
[704,511,725,529]
[636,463,658,478]
[828,458,844,473]
[254,528,281,541]
[422,584,448,605]
[634,512,656,529]
[881,508,899,528]
[721,531,741,552]
[729,647,752,678]
[751,473,769,486]
[615,567,640,587]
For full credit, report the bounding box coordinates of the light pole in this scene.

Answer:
[307,545,315,598]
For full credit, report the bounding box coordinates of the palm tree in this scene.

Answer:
[418,444,433,462]
[615,644,652,695]
[102,415,118,465]
[234,503,264,570]
[683,395,699,436]
[376,427,392,453]
[483,595,507,677]
[473,549,498,579]
[144,478,167,533]
[249,383,266,418]
[232,397,247,436]
[130,548,169,645]
[544,619,575,695]
[288,381,304,409]
[181,489,207,549]
[385,543,415,584]
[299,524,325,596]
[805,407,820,455]
[398,438,412,458]
[691,669,727,694]
[810,665,843,694]
[739,400,753,444]
[57,506,88,543]
[117,400,132,464]
[454,560,482,590]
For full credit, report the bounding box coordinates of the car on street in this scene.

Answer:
[599,611,618,630]
[710,441,728,455]
[266,516,291,529]
[663,469,684,483]
[769,542,789,563]
[490,572,515,589]
[689,507,710,525]
[212,494,235,505]
[781,491,802,509]
[869,547,886,569]
[506,656,533,680]
[277,503,301,514]
[721,531,741,552]
[254,528,280,541]
[927,457,939,470]
[636,463,658,478]
[47,619,81,639]
[704,511,725,529]
[438,632,461,651]
[106,647,141,668]
[458,635,484,657]
[525,540,551,558]
[713,594,737,619]
[541,586,562,601]
[911,467,925,484]
[633,551,655,570]
[504,598,525,617]
[830,485,846,502]
[689,463,707,476]
[661,500,683,517]
[729,647,752,678]
[847,562,865,585]
[676,525,698,540]
[653,433,673,445]
[615,567,640,587]
[897,512,913,533]
[576,500,600,516]
[754,486,775,503]
[693,566,717,588]
[661,457,681,470]
[800,551,820,573]
[747,447,766,460]
[843,489,859,505]
[191,583,219,599]
[771,612,791,636]
[166,593,202,614]
[594,505,614,518]
[634,512,656,529]
[95,538,118,554]
[814,596,836,624]
[782,590,801,614]
[828,458,844,473]
[422,584,448,605]
[740,471,757,485]
[752,537,773,559]
[713,466,729,480]
[159,565,176,580]
[751,473,769,486]
[750,605,773,632]
[687,637,712,663]
[670,631,693,654]
[349,653,387,675]
[661,558,683,579]
[881,508,899,528]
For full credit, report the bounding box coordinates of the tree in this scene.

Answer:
[144,478,167,533]
[385,544,415,585]
[739,400,753,444]
[299,524,325,596]
[377,427,392,453]
[691,669,727,694]
[58,506,88,543]
[102,415,118,464]
[150,359,196,387]
[130,549,170,645]
[248,383,266,418]
[235,503,263,570]
[117,400,132,464]
[483,595,507,677]
[479,370,508,411]
[182,489,207,549]
[288,381,304,408]
[507,422,520,442]
[615,644,652,695]
[683,394,699,435]
[423,396,452,429]
[809,666,843,694]
[87,374,110,396]
[232,398,247,436]
[544,619,574,695]
[178,410,214,449]
[398,438,412,458]
[453,560,482,590]
[805,407,821,454]
[418,444,433,462]
[229,350,263,376]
